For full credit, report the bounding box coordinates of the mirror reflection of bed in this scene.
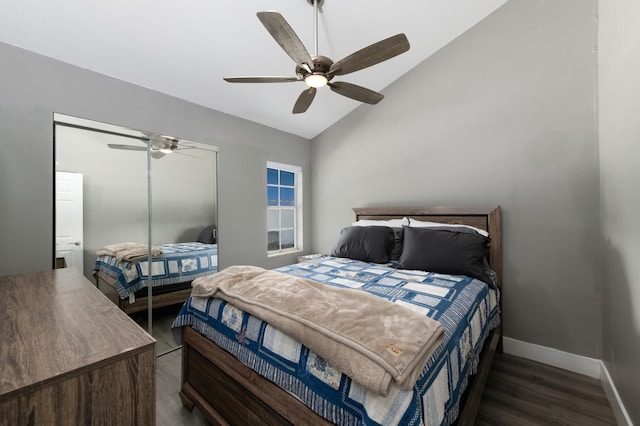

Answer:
[93,234,219,353]
[54,114,218,355]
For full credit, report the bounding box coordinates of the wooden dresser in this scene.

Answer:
[0,268,156,425]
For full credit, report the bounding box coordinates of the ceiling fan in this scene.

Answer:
[223,0,410,114]
[108,132,203,159]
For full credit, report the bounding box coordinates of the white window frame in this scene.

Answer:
[267,161,303,256]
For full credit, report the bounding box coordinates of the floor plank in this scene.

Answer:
[156,348,210,425]
[156,349,618,425]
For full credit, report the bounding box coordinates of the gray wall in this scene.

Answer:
[311,0,602,359]
[0,41,311,276]
[599,0,640,423]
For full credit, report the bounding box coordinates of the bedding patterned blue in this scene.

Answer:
[93,242,218,298]
[172,256,500,426]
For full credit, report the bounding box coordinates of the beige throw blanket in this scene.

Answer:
[96,242,163,262]
[191,265,445,396]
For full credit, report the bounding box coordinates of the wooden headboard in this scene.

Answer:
[352,206,502,289]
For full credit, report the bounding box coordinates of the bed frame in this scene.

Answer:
[95,271,192,314]
[179,206,502,425]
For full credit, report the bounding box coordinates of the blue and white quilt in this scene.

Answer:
[93,242,218,299]
[172,256,500,426]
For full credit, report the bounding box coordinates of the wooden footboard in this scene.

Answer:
[180,324,500,426]
[180,326,333,426]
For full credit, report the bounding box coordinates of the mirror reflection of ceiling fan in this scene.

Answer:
[223,0,410,114]
[108,132,207,159]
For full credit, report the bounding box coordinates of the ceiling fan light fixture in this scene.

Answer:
[304,73,328,88]
[159,147,174,154]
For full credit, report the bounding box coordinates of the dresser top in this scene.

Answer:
[0,268,156,397]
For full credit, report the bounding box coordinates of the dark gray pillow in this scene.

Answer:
[389,227,404,261]
[196,224,217,244]
[398,227,494,287]
[330,226,394,264]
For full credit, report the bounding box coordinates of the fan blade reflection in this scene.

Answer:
[108,144,146,151]
[223,76,299,83]
[328,82,384,105]
[329,33,410,76]
[293,87,317,114]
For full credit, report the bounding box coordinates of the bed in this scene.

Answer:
[172,206,502,425]
[93,241,219,314]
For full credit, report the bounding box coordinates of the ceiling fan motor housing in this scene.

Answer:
[296,55,333,79]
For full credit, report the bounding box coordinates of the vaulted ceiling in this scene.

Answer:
[1,0,508,138]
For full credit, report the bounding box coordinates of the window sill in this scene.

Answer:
[267,249,303,258]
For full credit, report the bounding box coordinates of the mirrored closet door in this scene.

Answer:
[148,131,218,353]
[54,114,218,355]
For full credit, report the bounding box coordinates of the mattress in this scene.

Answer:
[172,256,500,426]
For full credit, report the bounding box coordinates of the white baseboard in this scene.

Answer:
[503,337,633,426]
[600,362,634,426]
[503,337,601,378]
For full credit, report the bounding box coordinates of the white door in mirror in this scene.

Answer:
[55,171,84,272]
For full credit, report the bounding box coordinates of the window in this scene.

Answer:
[267,161,302,255]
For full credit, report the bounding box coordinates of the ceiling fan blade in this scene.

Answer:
[175,151,206,160]
[223,76,300,83]
[293,87,317,114]
[329,33,410,76]
[328,81,384,105]
[174,141,218,153]
[108,143,146,151]
[257,11,314,70]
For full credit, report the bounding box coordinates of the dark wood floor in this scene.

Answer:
[475,353,616,425]
[156,348,210,426]
[156,349,617,425]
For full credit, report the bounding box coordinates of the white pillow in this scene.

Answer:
[408,218,489,237]
[351,217,409,228]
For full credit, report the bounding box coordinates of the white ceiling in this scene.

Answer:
[0,0,508,139]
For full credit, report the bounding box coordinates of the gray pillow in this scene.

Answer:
[196,225,217,244]
[330,226,394,264]
[389,227,404,261]
[398,227,494,287]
